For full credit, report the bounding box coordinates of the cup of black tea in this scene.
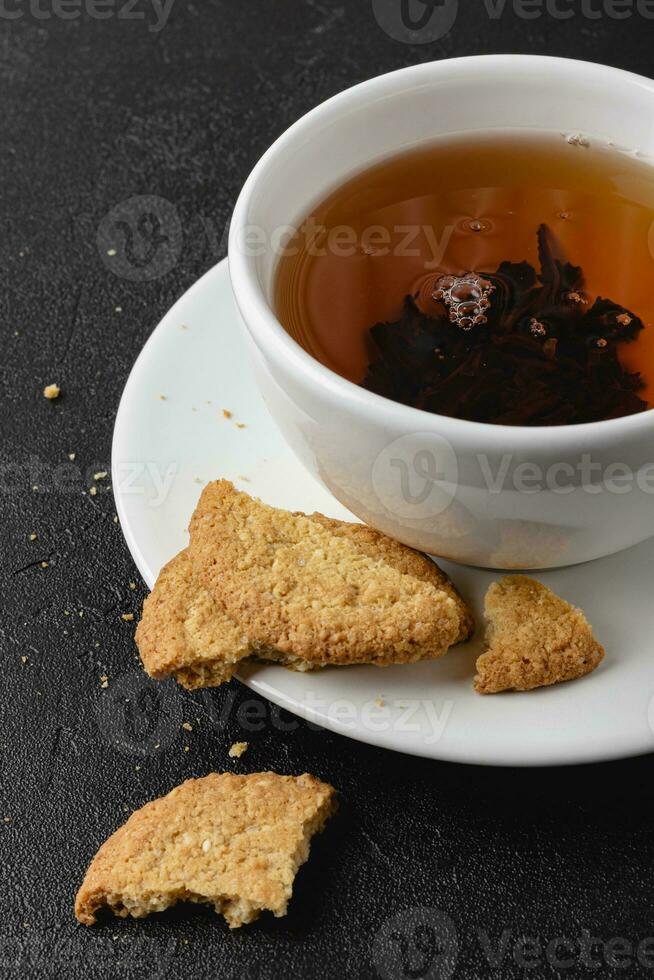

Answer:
[229,56,654,569]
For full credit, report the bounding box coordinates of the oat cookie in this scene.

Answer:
[137,481,473,688]
[135,549,253,688]
[474,576,605,694]
[75,772,336,929]
[189,481,467,664]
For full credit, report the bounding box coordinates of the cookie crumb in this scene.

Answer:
[100,675,109,689]
[29,533,37,541]
[43,384,60,400]
[129,581,136,590]
[93,471,107,481]
[89,486,98,497]
[121,613,134,622]
[68,453,76,461]
[184,745,190,753]
[159,394,167,401]
[40,561,49,569]
[222,408,232,419]
[228,742,248,759]
[235,422,247,429]
[374,697,385,707]
[182,722,193,732]
[21,656,28,664]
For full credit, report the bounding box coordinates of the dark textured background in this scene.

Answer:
[2,2,654,978]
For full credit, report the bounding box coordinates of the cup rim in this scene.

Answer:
[229,54,654,449]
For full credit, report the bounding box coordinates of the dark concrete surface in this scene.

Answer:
[1,2,654,977]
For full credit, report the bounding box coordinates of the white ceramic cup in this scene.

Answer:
[229,55,654,569]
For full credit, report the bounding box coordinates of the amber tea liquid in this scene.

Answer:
[274,130,654,407]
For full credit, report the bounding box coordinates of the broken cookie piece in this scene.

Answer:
[75,772,336,929]
[135,549,253,688]
[136,480,473,689]
[474,576,605,694]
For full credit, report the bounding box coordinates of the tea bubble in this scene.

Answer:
[451,282,482,303]
[457,300,481,317]
[459,217,493,235]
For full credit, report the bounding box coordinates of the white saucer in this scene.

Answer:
[112,259,654,767]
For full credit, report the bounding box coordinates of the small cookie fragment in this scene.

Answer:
[474,576,605,694]
[74,772,336,929]
[228,742,248,758]
[43,384,60,400]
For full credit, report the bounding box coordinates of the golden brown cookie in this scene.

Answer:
[188,480,465,665]
[474,576,605,694]
[75,772,336,929]
[137,481,473,688]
